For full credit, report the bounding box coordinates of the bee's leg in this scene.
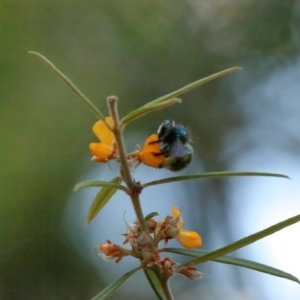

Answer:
[152,151,164,157]
[148,137,163,145]
[152,145,170,157]
[160,144,170,155]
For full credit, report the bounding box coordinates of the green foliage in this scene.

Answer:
[90,267,141,300]
[85,177,122,224]
[143,171,289,188]
[74,179,127,193]
[165,248,299,284]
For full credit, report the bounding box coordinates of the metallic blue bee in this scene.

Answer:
[155,120,193,171]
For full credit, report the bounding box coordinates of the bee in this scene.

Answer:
[155,120,193,171]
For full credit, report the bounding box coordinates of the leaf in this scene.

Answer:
[143,171,289,188]
[122,67,241,126]
[74,180,127,193]
[29,51,105,119]
[143,269,165,300]
[144,67,241,107]
[176,214,300,268]
[164,248,300,284]
[91,267,141,300]
[86,177,122,224]
[121,98,181,126]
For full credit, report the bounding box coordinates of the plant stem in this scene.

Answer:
[130,192,147,230]
[158,275,174,300]
[107,96,147,232]
[107,96,131,185]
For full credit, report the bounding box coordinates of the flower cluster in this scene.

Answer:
[89,116,166,168]
[98,206,202,280]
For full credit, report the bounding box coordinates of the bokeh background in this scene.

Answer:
[1,1,300,299]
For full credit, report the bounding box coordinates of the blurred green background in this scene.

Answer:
[1,1,299,299]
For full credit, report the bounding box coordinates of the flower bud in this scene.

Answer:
[176,265,203,280]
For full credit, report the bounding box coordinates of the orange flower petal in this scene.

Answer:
[171,206,180,217]
[172,205,202,249]
[176,229,202,249]
[171,205,183,227]
[89,142,114,162]
[89,116,116,162]
[92,116,114,144]
[138,134,165,168]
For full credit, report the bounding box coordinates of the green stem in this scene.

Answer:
[157,273,173,300]
[131,193,147,231]
[107,96,147,232]
[161,281,173,300]
[107,97,128,178]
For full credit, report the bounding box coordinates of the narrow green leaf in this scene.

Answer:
[74,180,127,193]
[145,67,241,107]
[143,269,165,300]
[121,98,181,125]
[86,177,122,224]
[91,266,141,300]
[177,214,300,267]
[164,248,300,284]
[28,51,105,119]
[143,171,289,188]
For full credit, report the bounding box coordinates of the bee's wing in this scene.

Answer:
[169,139,187,157]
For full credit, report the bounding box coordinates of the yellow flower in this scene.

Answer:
[138,134,165,168]
[172,206,202,249]
[89,116,116,162]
